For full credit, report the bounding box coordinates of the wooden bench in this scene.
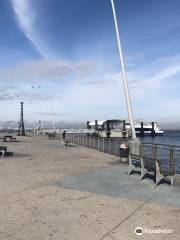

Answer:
[64,138,70,146]
[59,137,70,146]
[0,146,7,158]
[128,142,175,187]
[1,136,16,142]
[129,154,174,186]
[47,133,56,140]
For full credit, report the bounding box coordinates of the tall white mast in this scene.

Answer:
[110,0,136,139]
[50,101,56,132]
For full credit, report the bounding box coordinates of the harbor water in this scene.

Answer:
[66,130,180,175]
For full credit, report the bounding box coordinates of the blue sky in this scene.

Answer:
[0,0,180,123]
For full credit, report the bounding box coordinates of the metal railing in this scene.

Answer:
[141,143,176,175]
[65,134,123,157]
[58,134,180,175]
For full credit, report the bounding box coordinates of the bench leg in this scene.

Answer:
[140,158,148,180]
[155,175,163,187]
[170,176,174,187]
[0,150,5,158]
[128,155,134,175]
[155,160,163,187]
[3,150,5,157]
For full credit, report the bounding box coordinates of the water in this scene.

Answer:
[140,130,180,175]
[66,130,180,174]
[141,130,180,146]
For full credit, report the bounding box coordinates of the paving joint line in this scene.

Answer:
[98,194,154,240]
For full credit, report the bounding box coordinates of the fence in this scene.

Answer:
[65,134,123,157]
[140,143,176,175]
[58,133,180,175]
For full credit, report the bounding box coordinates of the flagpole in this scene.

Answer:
[110,0,136,139]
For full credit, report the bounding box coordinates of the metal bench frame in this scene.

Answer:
[0,146,7,158]
[129,143,175,187]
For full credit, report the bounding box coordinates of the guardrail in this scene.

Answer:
[57,133,180,175]
[65,133,123,157]
[140,142,180,175]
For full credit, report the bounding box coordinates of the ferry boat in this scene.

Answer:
[87,120,163,137]
[125,122,164,136]
[87,120,129,138]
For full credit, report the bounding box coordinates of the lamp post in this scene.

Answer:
[17,102,26,136]
[110,0,136,139]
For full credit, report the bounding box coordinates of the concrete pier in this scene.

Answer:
[0,135,180,240]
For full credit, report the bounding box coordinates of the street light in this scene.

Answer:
[110,0,136,139]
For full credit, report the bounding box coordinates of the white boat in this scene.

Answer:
[87,120,130,138]
[87,120,163,137]
[125,122,164,136]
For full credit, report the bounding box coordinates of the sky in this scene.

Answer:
[0,0,180,124]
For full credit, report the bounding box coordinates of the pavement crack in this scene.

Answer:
[60,194,94,202]
[98,195,154,240]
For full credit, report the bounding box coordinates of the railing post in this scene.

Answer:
[90,136,92,148]
[115,138,118,156]
[153,143,157,160]
[108,138,111,153]
[170,145,175,174]
[140,142,143,158]
[98,137,100,151]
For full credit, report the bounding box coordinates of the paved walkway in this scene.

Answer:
[0,135,179,240]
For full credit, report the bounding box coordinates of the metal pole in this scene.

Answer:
[110,0,136,139]
[108,138,111,153]
[103,138,105,152]
[17,102,25,136]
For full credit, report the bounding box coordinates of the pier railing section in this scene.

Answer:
[140,143,178,176]
[58,133,180,175]
[65,133,122,157]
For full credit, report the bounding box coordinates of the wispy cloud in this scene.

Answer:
[0,59,94,84]
[129,63,180,96]
[0,90,49,101]
[0,58,95,102]
[10,0,49,57]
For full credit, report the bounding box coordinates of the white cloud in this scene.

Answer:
[10,0,49,57]
[0,59,94,84]
[118,53,180,98]
[0,58,95,102]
